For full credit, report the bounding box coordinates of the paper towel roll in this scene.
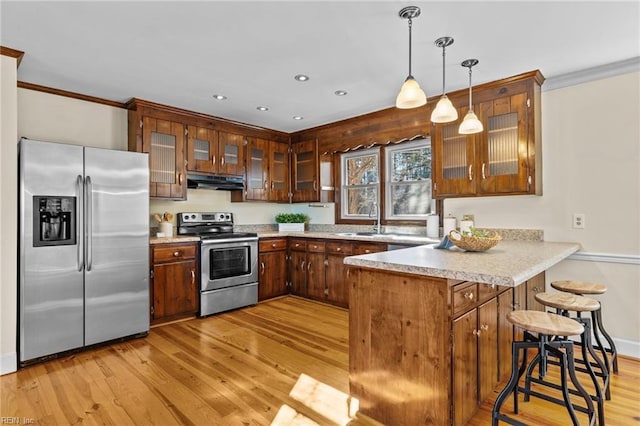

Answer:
[443,216,457,237]
[426,214,440,238]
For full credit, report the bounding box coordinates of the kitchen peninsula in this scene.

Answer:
[344,241,580,426]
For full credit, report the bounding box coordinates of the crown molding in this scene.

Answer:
[543,57,640,92]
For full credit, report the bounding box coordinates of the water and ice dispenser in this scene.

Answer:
[33,196,76,247]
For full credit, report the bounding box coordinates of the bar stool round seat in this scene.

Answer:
[535,292,600,312]
[551,280,607,295]
[507,310,584,336]
[551,280,618,375]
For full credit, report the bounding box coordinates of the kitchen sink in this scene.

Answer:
[336,232,388,237]
[335,232,440,244]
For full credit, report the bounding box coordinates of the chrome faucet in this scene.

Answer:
[369,202,381,234]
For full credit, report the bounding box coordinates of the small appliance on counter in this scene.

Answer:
[177,212,258,317]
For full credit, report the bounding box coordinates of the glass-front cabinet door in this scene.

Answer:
[186,125,217,174]
[218,132,245,177]
[269,141,290,202]
[432,108,476,198]
[292,139,319,202]
[476,91,530,194]
[245,137,269,200]
[143,116,186,199]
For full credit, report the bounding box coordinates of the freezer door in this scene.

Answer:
[19,139,85,362]
[84,147,150,345]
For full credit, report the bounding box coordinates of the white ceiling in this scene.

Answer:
[2,1,639,133]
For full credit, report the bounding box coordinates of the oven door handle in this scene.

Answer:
[201,236,258,245]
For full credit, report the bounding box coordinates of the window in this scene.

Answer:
[385,139,432,220]
[341,149,379,219]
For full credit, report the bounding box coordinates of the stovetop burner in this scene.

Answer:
[177,212,257,241]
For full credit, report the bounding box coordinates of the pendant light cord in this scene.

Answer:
[408,18,413,78]
[442,46,446,95]
[468,67,473,111]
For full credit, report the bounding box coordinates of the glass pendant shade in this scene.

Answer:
[431,94,458,123]
[396,77,427,109]
[458,110,484,134]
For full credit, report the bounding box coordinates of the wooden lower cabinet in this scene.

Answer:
[258,238,288,301]
[526,271,546,311]
[452,293,499,426]
[498,288,515,383]
[150,242,198,324]
[289,239,307,296]
[325,241,353,308]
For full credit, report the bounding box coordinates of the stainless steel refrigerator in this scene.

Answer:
[19,138,149,364]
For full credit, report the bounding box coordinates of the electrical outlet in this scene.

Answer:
[572,213,586,229]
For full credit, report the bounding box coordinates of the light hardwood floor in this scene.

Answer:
[1,297,638,425]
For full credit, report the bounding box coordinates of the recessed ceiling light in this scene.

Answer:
[257,106,269,111]
[294,74,310,82]
[293,116,304,120]
[212,94,227,100]
[334,90,348,96]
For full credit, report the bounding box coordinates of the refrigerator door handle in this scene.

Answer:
[85,175,93,271]
[76,175,84,271]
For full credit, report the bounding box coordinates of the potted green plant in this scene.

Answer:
[275,213,308,232]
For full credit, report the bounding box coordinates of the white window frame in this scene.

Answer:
[384,138,432,220]
[340,148,380,220]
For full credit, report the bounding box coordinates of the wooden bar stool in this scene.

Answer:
[532,292,608,425]
[492,311,596,426]
[551,280,618,374]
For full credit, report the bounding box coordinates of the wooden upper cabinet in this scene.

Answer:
[292,139,320,202]
[186,125,217,174]
[432,71,543,199]
[217,132,245,176]
[244,137,289,202]
[245,137,269,201]
[269,141,290,202]
[187,128,244,177]
[141,116,187,200]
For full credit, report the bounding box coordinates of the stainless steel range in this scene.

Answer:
[177,212,258,317]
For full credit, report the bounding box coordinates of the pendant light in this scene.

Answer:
[430,36,458,123]
[458,59,484,134]
[395,6,426,109]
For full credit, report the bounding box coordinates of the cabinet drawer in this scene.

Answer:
[307,241,326,253]
[289,239,307,251]
[153,243,197,263]
[452,282,478,316]
[353,242,385,255]
[478,283,500,303]
[326,241,353,255]
[259,238,287,252]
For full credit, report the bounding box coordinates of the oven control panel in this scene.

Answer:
[179,212,233,224]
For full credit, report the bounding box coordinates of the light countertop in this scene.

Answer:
[343,240,580,287]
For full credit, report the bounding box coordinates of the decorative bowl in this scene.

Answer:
[448,230,501,252]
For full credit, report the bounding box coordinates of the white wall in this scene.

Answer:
[1,54,19,374]
[445,71,640,352]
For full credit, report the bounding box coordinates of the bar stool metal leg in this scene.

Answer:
[593,306,619,374]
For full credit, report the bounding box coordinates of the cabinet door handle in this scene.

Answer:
[260,262,265,274]
[264,180,268,189]
[468,164,473,181]
[532,286,542,292]
[337,247,341,252]
[365,250,371,254]
[482,163,486,179]
[301,260,305,271]
[271,181,274,189]
[307,262,312,271]
[191,270,195,285]
[178,173,183,185]
[463,292,474,300]
[173,251,180,257]
[324,288,329,296]
[212,155,216,165]
[272,243,277,248]
[472,329,481,336]
[480,324,489,331]
[221,157,225,166]
[511,302,521,309]
[313,180,317,191]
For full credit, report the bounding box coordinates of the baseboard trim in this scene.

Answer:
[568,251,640,265]
[0,352,17,375]
[614,337,640,360]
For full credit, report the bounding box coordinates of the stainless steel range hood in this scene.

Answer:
[187,173,244,190]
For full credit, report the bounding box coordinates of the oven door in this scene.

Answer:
[200,237,258,292]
